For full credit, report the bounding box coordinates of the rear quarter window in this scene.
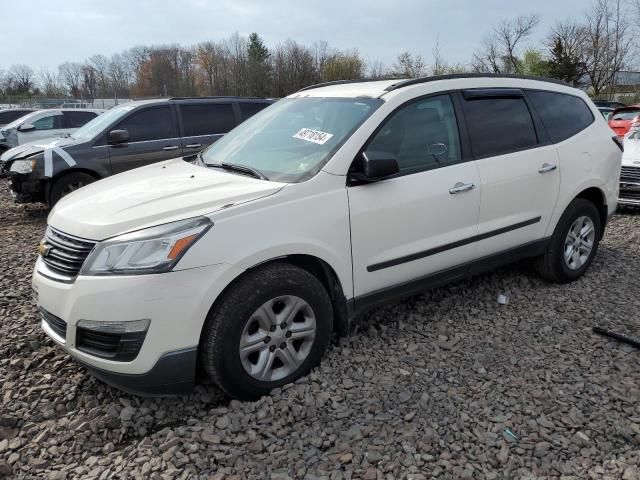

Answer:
[527,90,595,143]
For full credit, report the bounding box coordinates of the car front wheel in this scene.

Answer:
[200,262,333,400]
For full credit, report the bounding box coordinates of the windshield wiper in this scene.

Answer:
[208,162,268,180]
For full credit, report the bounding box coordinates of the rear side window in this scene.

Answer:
[114,106,175,142]
[528,91,594,143]
[463,97,538,158]
[63,111,97,128]
[239,102,270,121]
[180,104,236,137]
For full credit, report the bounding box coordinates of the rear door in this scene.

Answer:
[108,105,181,174]
[460,89,560,258]
[177,102,237,154]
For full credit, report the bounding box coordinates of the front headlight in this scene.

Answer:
[9,158,36,174]
[81,216,212,276]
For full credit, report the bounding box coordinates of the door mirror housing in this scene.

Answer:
[18,123,35,132]
[351,151,399,183]
[108,129,130,145]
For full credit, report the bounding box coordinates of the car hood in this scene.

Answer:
[0,137,79,162]
[49,158,286,240]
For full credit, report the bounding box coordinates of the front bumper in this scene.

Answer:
[33,258,242,395]
[6,173,44,203]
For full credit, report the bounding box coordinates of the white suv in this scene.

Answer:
[32,75,621,399]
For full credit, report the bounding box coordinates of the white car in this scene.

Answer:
[0,108,104,151]
[32,75,621,399]
[619,129,640,206]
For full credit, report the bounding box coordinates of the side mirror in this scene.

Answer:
[359,150,399,181]
[18,124,35,132]
[108,129,130,145]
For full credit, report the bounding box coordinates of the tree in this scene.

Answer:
[392,52,426,78]
[38,68,63,96]
[545,20,586,85]
[520,49,551,77]
[472,14,540,74]
[58,62,83,96]
[582,0,631,97]
[88,54,110,97]
[246,33,271,97]
[8,64,35,94]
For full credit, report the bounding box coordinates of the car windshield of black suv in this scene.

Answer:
[201,97,383,183]
[71,104,136,142]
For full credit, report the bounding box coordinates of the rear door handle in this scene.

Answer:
[449,182,475,194]
[162,146,179,151]
[539,163,557,174]
[184,143,202,148]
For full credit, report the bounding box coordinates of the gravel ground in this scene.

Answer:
[1,181,640,480]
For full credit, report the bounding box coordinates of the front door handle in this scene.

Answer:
[184,143,202,148]
[162,146,179,151]
[449,182,475,194]
[539,163,557,174]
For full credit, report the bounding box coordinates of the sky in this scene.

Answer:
[0,0,591,71]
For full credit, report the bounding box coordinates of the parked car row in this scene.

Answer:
[0,97,272,205]
[0,108,104,154]
[22,74,621,399]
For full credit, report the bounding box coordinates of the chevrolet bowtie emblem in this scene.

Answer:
[38,241,51,257]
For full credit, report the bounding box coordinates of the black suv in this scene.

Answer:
[1,97,273,205]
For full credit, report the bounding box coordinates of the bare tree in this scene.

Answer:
[472,13,540,74]
[38,68,62,96]
[88,54,110,97]
[582,0,631,96]
[8,64,35,93]
[58,62,83,96]
[392,52,427,78]
[432,34,448,75]
[367,60,387,79]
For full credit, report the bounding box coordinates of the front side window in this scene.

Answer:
[114,106,175,142]
[32,115,63,131]
[463,96,538,158]
[366,94,461,174]
[180,104,236,137]
[611,109,640,121]
[201,97,383,183]
[528,91,594,143]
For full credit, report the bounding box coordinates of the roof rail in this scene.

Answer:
[383,73,569,92]
[168,96,270,101]
[297,77,402,93]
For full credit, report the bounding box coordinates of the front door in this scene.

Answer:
[348,94,482,299]
[108,105,182,174]
[19,112,65,144]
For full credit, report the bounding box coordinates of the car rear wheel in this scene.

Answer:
[49,172,97,207]
[533,198,601,283]
[200,262,333,400]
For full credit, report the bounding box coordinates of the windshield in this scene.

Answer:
[612,109,640,121]
[3,110,43,130]
[71,104,136,141]
[201,97,383,183]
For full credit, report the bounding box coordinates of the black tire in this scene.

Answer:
[48,172,97,207]
[534,198,601,283]
[200,262,333,400]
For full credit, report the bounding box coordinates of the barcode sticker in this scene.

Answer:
[293,128,334,145]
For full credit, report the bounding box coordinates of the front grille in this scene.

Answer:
[620,190,640,201]
[621,166,640,182]
[40,308,67,340]
[76,328,147,362]
[41,227,96,278]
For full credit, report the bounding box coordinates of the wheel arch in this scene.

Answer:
[45,168,102,205]
[575,186,608,238]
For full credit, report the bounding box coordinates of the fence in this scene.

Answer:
[0,96,133,110]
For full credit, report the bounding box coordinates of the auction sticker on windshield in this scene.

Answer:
[293,128,333,145]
